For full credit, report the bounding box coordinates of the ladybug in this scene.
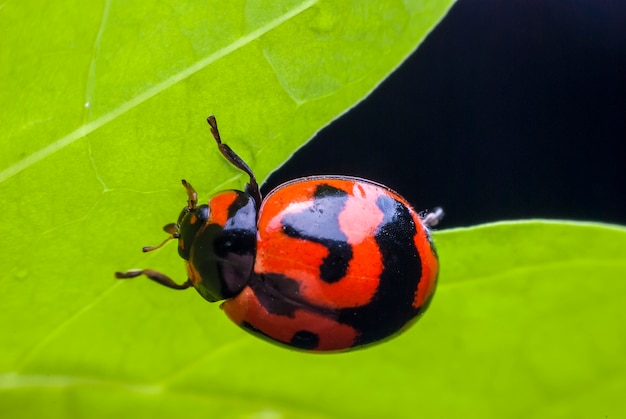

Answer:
[116,115,443,352]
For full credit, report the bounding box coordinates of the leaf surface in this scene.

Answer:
[3,1,625,418]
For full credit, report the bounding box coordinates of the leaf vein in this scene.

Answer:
[82,0,112,122]
[13,282,123,371]
[262,47,304,105]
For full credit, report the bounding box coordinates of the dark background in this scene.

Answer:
[263,0,626,228]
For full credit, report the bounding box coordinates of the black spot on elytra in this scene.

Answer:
[290,330,320,350]
[339,194,423,346]
[281,184,353,283]
[248,273,302,317]
[241,321,320,351]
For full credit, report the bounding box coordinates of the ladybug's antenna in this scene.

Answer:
[207,115,262,208]
[141,223,179,252]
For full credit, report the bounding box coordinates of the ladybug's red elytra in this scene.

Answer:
[116,115,443,352]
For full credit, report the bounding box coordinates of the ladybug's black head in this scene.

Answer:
[175,203,210,261]
[151,179,205,261]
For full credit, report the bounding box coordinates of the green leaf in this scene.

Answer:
[3,218,626,418]
[431,221,626,418]
[1,0,454,365]
[3,1,625,418]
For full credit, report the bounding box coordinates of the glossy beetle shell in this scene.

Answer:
[222,176,438,351]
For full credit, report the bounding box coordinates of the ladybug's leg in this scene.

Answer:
[206,115,262,208]
[422,207,445,227]
[142,234,176,252]
[115,269,193,290]
[116,223,189,288]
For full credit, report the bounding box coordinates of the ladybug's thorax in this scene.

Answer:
[182,190,258,303]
